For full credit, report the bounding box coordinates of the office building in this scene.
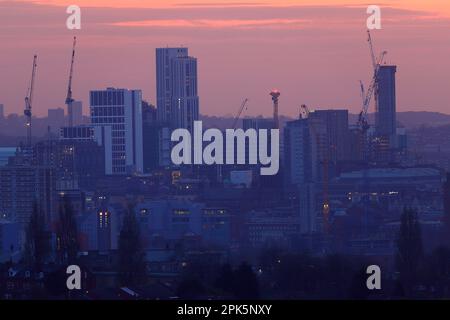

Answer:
[77,207,121,252]
[298,183,317,234]
[309,109,349,162]
[60,125,111,176]
[245,207,299,248]
[90,88,143,175]
[242,118,275,130]
[71,100,83,126]
[156,48,199,132]
[135,200,230,248]
[0,147,16,167]
[0,104,4,120]
[142,102,168,173]
[375,65,397,139]
[48,108,65,133]
[0,151,57,237]
[284,118,326,187]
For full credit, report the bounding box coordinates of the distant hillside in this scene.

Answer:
[396,112,450,128]
[349,111,450,129]
[203,111,450,130]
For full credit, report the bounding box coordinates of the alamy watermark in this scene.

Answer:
[66,265,81,290]
[366,265,381,290]
[66,5,81,30]
[171,121,279,176]
[367,5,382,30]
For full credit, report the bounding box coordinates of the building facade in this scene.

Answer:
[156,48,199,132]
[90,88,143,175]
[375,65,397,139]
[284,118,326,187]
[309,109,349,162]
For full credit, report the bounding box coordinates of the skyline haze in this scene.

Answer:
[0,0,449,118]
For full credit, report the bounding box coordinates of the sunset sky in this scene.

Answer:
[1,0,449,118]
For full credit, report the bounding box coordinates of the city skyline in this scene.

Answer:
[0,0,449,118]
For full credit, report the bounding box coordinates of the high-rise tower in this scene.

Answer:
[156,48,199,132]
[375,65,397,139]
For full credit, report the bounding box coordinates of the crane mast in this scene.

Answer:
[24,55,37,149]
[358,31,387,134]
[66,36,77,127]
[232,98,249,129]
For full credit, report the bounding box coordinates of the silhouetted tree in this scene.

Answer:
[177,274,205,299]
[24,202,49,271]
[56,197,79,265]
[118,204,146,286]
[215,263,234,294]
[232,262,260,299]
[420,246,450,298]
[396,207,423,296]
[348,266,370,300]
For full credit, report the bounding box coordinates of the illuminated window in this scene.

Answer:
[173,209,190,215]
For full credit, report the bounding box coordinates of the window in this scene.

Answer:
[173,209,190,215]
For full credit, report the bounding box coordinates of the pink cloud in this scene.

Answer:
[112,18,311,29]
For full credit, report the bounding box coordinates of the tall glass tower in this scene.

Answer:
[375,65,397,138]
[156,47,199,132]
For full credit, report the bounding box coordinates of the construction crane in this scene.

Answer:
[215,98,249,182]
[301,104,330,233]
[358,30,387,233]
[232,98,249,129]
[358,30,387,133]
[24,55,37,149]
[66,36,77,127]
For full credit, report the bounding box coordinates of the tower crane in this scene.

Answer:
[357,30,387,160]
[24,55,37,149]
[232,98,249,129]
[358,30,387,232]
[66,36,77,127]
[216,98,249,182]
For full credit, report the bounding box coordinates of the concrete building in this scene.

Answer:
[47,108,65,133]
[142,102,170,172]
[36,136,106,188]
[60,125,112,176]
[77,207,121,252]
[284,118,326,186]
[90,88,143,175]
[309,109,349,162]
[156,48,199,132]
[135,200,230,248]
[0,152,57,238]
[299,183,317,234]
[71,100,83,126]
[242,118,274,130]
[245,208,299,248]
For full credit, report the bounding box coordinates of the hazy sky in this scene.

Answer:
[1,0,449,118]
